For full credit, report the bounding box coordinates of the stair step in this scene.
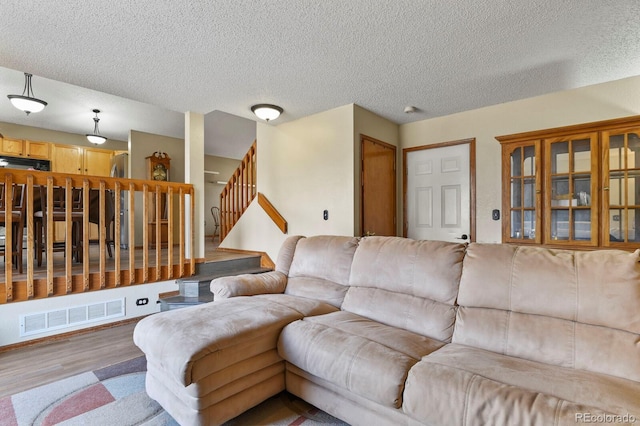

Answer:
[159,294,214,311]
[177,266,272,297]
[195,255,262,276]
[160,254,273,311]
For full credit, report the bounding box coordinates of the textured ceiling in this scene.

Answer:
[1,1,639,159]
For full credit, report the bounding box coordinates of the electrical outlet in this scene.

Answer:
[136,298,149,306]
[492,209,500,221]
[323,210,329,220]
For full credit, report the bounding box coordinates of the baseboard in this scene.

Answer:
[0,316,147,354]
[216,248,275,269]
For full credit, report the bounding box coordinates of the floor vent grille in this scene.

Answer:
[20,298,125,337]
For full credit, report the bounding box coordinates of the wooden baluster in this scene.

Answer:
[168,186,174,279]
[46,178,54,296]
[128,183,136,285]
[4,174,14,302]
[142,184,149,283]
[190,187,195,275]
[26,175,34,299]
[114,182,121,287]
[155,185,162,281]
[98,181,106,289]
[82,179,90,291]
[179,187,185,277]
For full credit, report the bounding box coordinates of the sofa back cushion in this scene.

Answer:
[342,236,466,342]
[284,235,359,307]
[453,243,640,381]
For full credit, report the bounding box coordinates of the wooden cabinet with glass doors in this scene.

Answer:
[501,141,542,243]
[497,116,640,250]
[603,128,640,246]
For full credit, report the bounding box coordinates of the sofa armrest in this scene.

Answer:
[211,271,287,299]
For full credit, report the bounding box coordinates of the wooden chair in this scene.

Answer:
[0,183,26,273]
[34,186,84,267]
[211,206,220,242]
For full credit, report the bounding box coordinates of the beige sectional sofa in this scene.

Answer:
[133,235,640,425]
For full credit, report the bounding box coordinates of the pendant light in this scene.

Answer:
[7,72,48,115]
[86,109,107,145]
[251,104,283,122]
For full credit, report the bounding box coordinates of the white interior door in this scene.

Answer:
[406,143,471,242]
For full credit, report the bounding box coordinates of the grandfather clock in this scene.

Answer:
[146,152,171,247]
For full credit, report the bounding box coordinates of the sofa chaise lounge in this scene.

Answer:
[133,235,640,425]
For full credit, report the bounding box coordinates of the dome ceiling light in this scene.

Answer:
[251,104,283,122]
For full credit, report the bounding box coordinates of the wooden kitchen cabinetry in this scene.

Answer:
[51,144,113,176]
[497,115,640,250]
[0,137,50,159]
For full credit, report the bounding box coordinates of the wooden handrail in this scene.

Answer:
[257,193,287,234]
[0,170,195,304]
[220,140,257,240]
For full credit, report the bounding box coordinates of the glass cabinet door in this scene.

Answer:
[545,133,598,246]
[503,141,541,243]
[602,128,640,247]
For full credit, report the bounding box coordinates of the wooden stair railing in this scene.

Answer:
[0,170,195,304]
[220,141,256,240]
[257,193,287,234]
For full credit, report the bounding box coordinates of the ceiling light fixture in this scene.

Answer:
[251,104,283,122]
[7,72,48,115]
[86,109,107,145]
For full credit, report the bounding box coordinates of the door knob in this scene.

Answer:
[456,234,469,240]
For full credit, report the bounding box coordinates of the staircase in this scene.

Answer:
[220,141,256,240]
[159,254,271,311]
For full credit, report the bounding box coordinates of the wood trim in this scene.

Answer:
[496,114,640,144]
[402,138,476,241]
[215,247,275,269]
[159,290,180,298]
[0,316,146,354]
[257,192,287,234]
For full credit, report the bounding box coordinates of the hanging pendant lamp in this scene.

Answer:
[86,109,107,145]
[7,72,48,115]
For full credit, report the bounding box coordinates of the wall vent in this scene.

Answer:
[20,298,125,337]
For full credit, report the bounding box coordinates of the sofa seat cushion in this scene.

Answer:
[134,296,321,387]
[253,293,339,317]
[403,344,640,426]
[278,311,446,409]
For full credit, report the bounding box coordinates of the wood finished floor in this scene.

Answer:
[0,320,142,398]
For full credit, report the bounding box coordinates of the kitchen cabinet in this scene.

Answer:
[51,145,113,176]
[0,137,50,159]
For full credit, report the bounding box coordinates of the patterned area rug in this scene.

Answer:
[0,356,347,426]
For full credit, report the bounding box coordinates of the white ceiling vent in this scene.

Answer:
[20,298,125,337]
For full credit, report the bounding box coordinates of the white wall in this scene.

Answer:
[400,75,640,243]
[220,104,356,261]
[0,281,177,346]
